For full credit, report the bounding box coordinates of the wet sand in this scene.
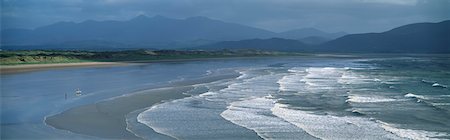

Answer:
[43,66,239,139]
[45,86,193,139]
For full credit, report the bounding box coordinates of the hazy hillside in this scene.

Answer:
[1,15,276,47]
[278,28,346,39]
[195,38,311,52]
[2,16,448,53]
[298,36,330,45]
[321,20,450,53]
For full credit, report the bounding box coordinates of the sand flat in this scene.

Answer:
[45,86,193,139]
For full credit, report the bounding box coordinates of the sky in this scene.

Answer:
[1,0,449,33]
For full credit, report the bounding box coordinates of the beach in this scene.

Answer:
[42,66,241,139]
[2,55,450,139]
[45,86,193,139]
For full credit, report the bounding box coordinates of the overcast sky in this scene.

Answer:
[1,0,449,33]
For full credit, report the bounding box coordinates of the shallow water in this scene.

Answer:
[138,55,450,140]
[2,55,450,139]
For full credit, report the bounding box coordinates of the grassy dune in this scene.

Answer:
[0,49,295,65]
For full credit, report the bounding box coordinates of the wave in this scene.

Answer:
[198,91,217,98]
[432,83,448,88]
[277,74,304,92]
[271,103,400,140]
[137,68,284,139]
[405,93,428,100]
[301,67,347,91]
[346,95,399,103]
[430,103,450,106]
[221,98,317,139]
[279,66,376,93]
[378,120,450,140]
[277,67,306,92]
[422,79,436,84]
[422,79,448,88]
[405,93,450,100]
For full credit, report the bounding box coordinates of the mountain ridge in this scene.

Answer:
[321,20,450,53]
[1,15,344,49]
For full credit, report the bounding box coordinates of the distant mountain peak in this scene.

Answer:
[130,15,151,21]
[151,15,167,19]
[1,15,277,47]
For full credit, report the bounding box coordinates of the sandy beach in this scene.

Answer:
[45,86,193,139]
[43,68,239,139]
[0,62,127,74]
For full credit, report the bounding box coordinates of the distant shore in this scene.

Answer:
[0,55,302,74]
[0,62,127,74]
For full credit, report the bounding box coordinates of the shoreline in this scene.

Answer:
[44,72,240,139]
[45,86,193,139]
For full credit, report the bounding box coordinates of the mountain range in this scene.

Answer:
[199,20,450,53]
[278,28,346,40]
[1,15,344,49]
[1,15,449,53]
[321,20,450,53]
[195,38,311,52]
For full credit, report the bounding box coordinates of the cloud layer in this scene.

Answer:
[2,0,449,33]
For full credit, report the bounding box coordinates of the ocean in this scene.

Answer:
[1,54,449,139]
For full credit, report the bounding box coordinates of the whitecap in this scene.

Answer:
[432,83,448,88]
[271,103,401,140]
[378,120,450,140]
[430,103,450,106]
[221,98,317,139]
[346,95,399,103]
[404,93,427,100]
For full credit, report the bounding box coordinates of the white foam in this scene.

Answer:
[405,93,427,100]
[346,95,399,103]
[277,74,305,92]
[236,69,258,80]
[378,120,450,140]
[198,91,217,97]
[205,70,212,75]
[304,67,344,78]
[137,68,285,139]
[221,98,317,139]
[430,103,450,106]
[287,67,305,73]
[301,67,351,92]
[278,66,375,93]
[422,79,436,84]
[271,103,401,140]
[432,83,448,88]
[277,67,307,92]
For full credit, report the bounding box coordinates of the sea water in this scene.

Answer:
[2,55,450,139]
[137,54,450,140]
